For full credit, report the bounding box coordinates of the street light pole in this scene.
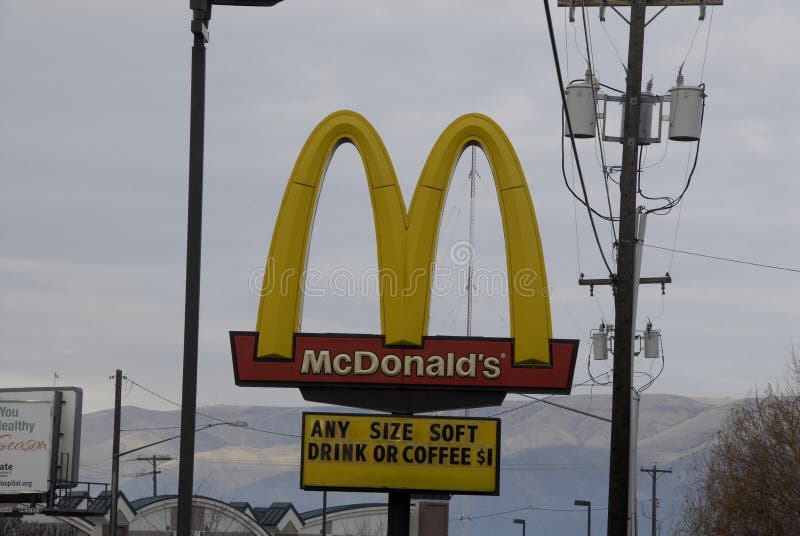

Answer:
[513,518,526,536]
[575,500,591,536]
[178,3,209,536]
[177,2,283,536]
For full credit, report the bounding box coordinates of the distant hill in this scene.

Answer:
[76,394,737,535]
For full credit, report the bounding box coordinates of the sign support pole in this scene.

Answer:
[387,491,411,536]
[387,408,411,536]
[46,389,63,510]
[321,491,327,536]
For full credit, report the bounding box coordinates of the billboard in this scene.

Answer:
[0,398,53,494]
[300,412,500,495]
[233,333,577,393]
[231,111,579,401]
[0,388,82,494]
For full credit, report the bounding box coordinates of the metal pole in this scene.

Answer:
[177,3,208,535]
[588,502,592,536]
[608,1,647,534]
[387,491,410,536]
[110,370,122,536]
[629,391,641,536]
[46,390,63,510]
[651,465,656,536]
[321,491,327,536]
[152,455,158,497]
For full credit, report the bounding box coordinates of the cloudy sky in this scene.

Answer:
[2,1,798,413]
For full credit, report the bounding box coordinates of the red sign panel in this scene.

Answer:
[231,332,578,393]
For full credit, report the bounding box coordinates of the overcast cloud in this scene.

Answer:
[1,1,798,412]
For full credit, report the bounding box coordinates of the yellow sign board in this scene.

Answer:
[300,412,500,494]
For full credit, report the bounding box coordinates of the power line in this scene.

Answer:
[121,425,181,432]
[450,501,624,523]
[487,378,595,418]
[643,243,800,274]
[520,394,611,423]
[543,0,615,277]
[580,3,619,246]
[126,377,301,438]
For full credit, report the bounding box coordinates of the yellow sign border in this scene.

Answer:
[300,412,501,495]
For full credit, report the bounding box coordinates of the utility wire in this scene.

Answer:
[700,7,715,82]
[452,502,619,523]
[488,378,595,418]
[127,377,300,438]
[121,425,182,432]
[560,124,618,222]
[580,4,618,246]
[643,243,800,274]
[520,394,611,423]
[543,0,615,276]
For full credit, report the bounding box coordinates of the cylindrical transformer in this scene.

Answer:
[619,89,656,145]
[592,329,609,360]
[564,80,598,139]
[644,329,660,359]
[668,84,705,141]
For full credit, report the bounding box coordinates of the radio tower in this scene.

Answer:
[462,145,479,536]
[466,145,477,339]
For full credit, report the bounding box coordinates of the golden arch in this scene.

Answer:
[256,110,552,365]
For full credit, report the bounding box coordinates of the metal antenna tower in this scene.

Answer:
[467,145,478,339]
[461,144,479,536]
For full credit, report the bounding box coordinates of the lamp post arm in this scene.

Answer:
[118,422,241,458]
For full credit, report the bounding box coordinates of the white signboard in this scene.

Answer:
[0,399,54,494]
[0,387,82,489]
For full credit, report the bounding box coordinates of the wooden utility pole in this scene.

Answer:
[555,1,722,534]
[110,370,122,536]
[135,455,174,497]
[640,464,671,535]
[607,2,647,532]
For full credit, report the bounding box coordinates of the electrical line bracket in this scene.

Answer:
[579,273,671,296]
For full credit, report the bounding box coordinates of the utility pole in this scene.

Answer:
[641,464,671,536]
[135,455,174,497]
[555,1,722,533]
[607,3,648,533]
[110,370,123,536]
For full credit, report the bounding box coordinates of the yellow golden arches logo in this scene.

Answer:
[256,110,552,366]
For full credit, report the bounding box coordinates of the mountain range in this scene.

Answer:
[76,393,737,535]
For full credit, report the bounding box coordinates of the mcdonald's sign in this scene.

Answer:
[231,111,578,406]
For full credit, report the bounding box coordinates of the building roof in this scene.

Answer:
[301,502,387,521]
[229,501,254,513]
[130,495,177,510]
[56,491,90,511]
[254,502,302,527]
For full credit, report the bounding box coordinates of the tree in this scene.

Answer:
[677,351,800,535]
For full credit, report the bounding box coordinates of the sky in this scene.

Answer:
[2,1,798,414]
